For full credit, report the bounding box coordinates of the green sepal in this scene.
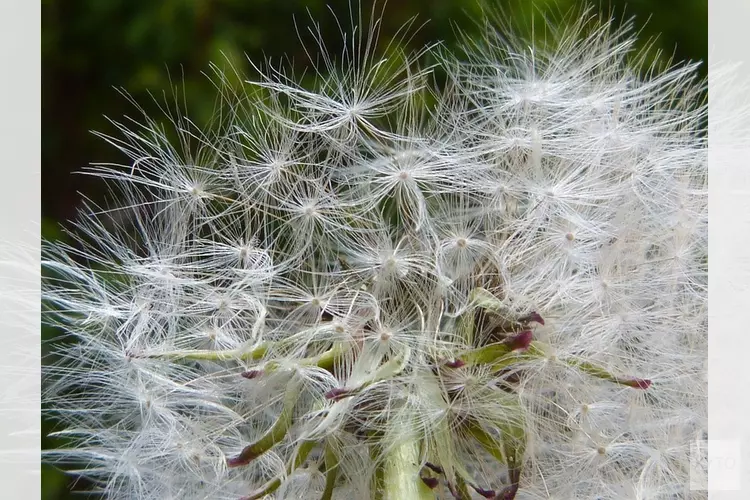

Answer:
[468,411,526,499]
[452,473,473,500]
[468,288,508,314]
[459,342,515,367]
[498,418,525,488]
[516,341,651,390]
[466,423,506,464]
[145,341,269,361]
[563,357,651,389]
[310,342,347,372]
[457,288,517,346]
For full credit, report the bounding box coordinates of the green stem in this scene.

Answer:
[381,435,434,500]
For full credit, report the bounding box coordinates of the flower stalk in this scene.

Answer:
[382,435,434,500]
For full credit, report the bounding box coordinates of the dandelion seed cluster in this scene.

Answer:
[43,7,707,500]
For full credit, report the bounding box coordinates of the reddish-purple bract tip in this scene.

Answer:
[425,462,444,474]
[226,453,255,468]
[240,369,263,379]
[325,387,351,401]
[625,378,652,389]
[506,330,533,351]
[421,476,440,489]
[445,358,465,369]
[519,311,545,325]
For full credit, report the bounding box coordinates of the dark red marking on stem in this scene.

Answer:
[421,476,440,489]
[493,483,519,500]
[226,447,261,468]
[471,485,496,498]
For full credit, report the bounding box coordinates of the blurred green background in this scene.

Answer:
[41,0,706,498]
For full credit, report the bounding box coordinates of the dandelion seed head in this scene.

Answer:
[42,4,708,500]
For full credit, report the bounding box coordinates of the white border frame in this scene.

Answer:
[709,0,750,497]
[0,0,42,497]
